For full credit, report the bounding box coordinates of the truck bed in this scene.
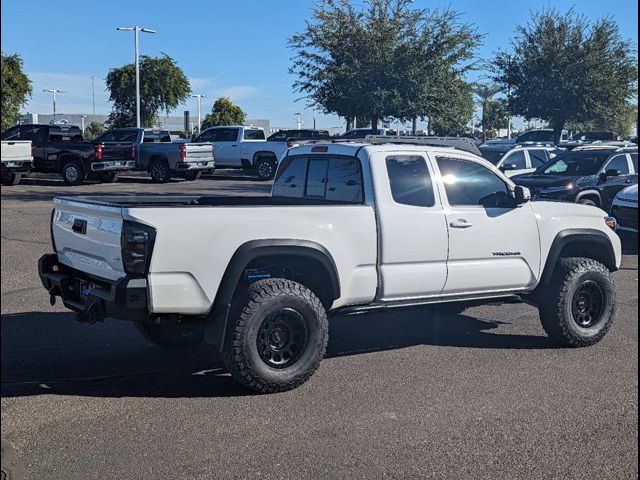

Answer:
[55,195,360,208]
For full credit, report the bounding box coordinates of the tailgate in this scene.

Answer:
[184,143,215,162]
[1,141,32,162]
[101,142,134,161]
[52,197,126,281]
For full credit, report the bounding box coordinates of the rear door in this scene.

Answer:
[432,154,541,294]
[52,198,126,281]
[373,152,449,299]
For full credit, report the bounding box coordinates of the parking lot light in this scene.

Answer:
[116,26,157,128]
[43,89,64,119]
[191,94,206,134]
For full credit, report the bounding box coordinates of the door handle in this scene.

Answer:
[450,219,473,229]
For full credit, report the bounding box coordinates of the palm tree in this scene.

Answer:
[473,83,502,141]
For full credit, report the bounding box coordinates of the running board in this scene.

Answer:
[333,293,524,317]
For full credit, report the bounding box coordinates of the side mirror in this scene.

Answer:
[513,185,532,204]
[606,169,621,177]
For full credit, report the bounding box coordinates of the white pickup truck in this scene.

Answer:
[39,137,622,393]
[1,140,32,185]
[193,126,290,179]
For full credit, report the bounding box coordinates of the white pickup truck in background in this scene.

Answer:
[1,139,33,185]
[193,126,290,179]
[39,136,622,393]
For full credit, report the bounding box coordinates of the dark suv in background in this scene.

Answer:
[267,129,331,143]
[512,146,638,210]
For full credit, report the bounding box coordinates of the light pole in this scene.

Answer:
[81,115,87,133]
[312,104,317,130]
[116,26,156,128]
[294,113,303,130]
[43,89,64,119]
[90,76,96,114]
[191,94,206,134]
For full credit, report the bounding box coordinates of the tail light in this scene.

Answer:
[50,209,57,252]
[211,144,215,157]
[121,221,156,276]
[94,144,103,160]
[31,144,35,159]
[180,143,187,160]
[130,145,136,160]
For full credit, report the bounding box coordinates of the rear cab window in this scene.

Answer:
[243,129,266,141]
[272,155,363,203]
[385,155,435,207]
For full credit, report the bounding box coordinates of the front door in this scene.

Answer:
[599,153,636,209]
[374,152,450,300]
[433,154,541,295]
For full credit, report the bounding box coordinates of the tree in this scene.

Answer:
[201,97,246,129]
[494,8,638,143]
[83,121,107,141]
[473,83,509,141]
[430,79,475,136]
[1,52,32,132]
[289,0,481,133]
[105,54,191,128]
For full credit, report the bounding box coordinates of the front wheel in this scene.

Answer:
[97,171,120,183]
[255,157,276,180]
[222,279,328,393]
[538,257,616,347]
[1,172,22,186]
[136,321,206,348]
[181,170,202,181]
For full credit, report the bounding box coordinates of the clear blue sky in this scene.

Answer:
[1,0,637,129]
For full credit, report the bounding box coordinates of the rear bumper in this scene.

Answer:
[175,160,215,171]
[1,160,32,172]
[91,160,136,172]
[38,253,149,322]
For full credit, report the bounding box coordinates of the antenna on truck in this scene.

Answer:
[363,135,482,156]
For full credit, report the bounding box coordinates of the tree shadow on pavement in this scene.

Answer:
[1,307,554,399]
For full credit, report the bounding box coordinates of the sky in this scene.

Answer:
[1,0,638,130]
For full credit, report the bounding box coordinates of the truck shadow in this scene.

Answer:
[1,308,554,399]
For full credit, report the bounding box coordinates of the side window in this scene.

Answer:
[386,155,435,207]
[605,155,630,175]
[529,150,548,168]
[517,132,533,143]
[502,150,527,169]
[630,153,638,173]
[21,126,47,142]
[272,157,307,198]
[326,158,363,202]
[243,129,265,141]
[437,157,511,207]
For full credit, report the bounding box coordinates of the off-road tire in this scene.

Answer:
[149,159,171,183]
[1,172,22,186]
[222,278,328,393]
[255,156,276,180]
[136,321,206,348]
[61,159,86,186]
[578,198,599,207]
[182,170,202,181]
[97,171,120,183]
[539,257,616,347]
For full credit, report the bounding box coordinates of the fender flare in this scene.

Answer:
[575,189,602,205]
[206,239,340,349]
[540,228,617,285]
[251,151,277,165]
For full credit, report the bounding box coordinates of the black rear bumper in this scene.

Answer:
[38,253,149,322]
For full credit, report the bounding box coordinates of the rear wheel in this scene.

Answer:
[182,170,202,181]
[61,159,86,186]
[1,172,22,186]
[97,171,120,183]
[149,159,171,183]
[136,321,206,348]
[538,257,616,347]
[222,278,328,393]
[255,156,276,180]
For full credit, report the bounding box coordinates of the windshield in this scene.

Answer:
[536,151,611,176]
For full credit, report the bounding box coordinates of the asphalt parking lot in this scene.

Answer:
[1,173,638,480]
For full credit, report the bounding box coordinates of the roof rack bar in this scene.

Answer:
[363,135,482,156]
